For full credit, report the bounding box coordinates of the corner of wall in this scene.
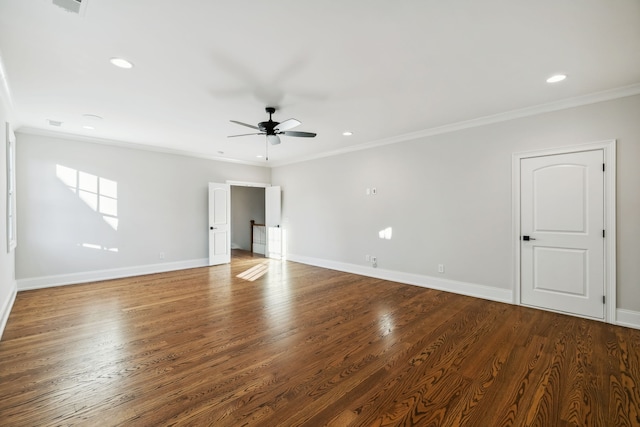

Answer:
[0,279,17,341]
[0,51,17,342]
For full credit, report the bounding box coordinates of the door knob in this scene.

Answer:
[522,235,536,241]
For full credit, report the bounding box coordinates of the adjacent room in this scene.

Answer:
[1,1,639,425]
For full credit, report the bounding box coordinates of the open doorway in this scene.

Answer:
[209,181,281,265]
[230,186,265,254]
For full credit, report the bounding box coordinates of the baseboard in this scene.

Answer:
[17,258,209,291]
[0,281,17,341]
[287,254,513,304]
[616,309,640,330]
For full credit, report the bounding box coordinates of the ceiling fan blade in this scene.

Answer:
[228,132,264,138]
[267,134,281,145]
[275,118,301,132]
[230,120,260,130]
[282,131,317,138]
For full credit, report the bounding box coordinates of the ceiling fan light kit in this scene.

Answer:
[228,106,317,147]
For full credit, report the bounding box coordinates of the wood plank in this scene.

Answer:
[0,251,638,426]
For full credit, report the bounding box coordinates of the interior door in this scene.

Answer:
[265,186,282,259]
[208,182,231,266]
[520,150,604,319]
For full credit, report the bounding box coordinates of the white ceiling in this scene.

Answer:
[1,0,639,166]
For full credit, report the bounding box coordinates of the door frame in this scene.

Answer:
[512,140,616,323]
[226,181,280,257]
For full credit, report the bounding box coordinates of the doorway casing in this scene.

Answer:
[512,140,616,323]
[226,180,282,260]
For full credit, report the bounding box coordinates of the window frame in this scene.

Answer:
[6,122,16,252]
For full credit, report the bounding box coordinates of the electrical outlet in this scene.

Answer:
[365,254,370,262]
[366,188,371,196]
[372,187,377,195]
[438,264,444,273]
[371,256,377,263]
[159,252,165,260]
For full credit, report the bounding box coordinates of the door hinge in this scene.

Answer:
[603,163,605,172]
[603,229,605,238]
[603,295,606,304]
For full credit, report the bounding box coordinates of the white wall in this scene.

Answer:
[272,94,640,313]
[16,132,270,286]
[230,186,265,251]
[0,64,16,339]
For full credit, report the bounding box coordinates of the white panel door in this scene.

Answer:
[208,182,231,266]
[520,150,604,319]
[265,186,282,259]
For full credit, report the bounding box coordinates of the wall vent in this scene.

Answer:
[52,0,88,15]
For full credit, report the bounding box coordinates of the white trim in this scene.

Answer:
[512,150,521,306]
[603,142,617,321]
[288,254,513,304]
[5,122,16,252]
[17,258,208,291]
[0,282,17,341]
[616,309,640,330]
[271,84,640,167]
[17,127,267,167]
[512,140,617,323]
[226,180,271,188]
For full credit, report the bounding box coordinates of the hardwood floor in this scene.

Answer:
[1,251,639,426]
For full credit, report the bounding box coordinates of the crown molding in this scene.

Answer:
[16,127,267,167]
[270,83,640,167]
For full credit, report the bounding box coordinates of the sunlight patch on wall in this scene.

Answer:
[379,227,393,240]
[56,165,119,230]
[79,243,119,252]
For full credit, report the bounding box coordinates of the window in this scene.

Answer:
[6,122,16,252]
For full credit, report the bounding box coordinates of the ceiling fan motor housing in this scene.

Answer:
[258,120,278,134]
[228,106,315,141]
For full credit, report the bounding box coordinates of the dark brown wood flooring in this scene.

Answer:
[1,251,639,426]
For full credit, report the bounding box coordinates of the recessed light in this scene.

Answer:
[110,57,134,69]
[256,155,264,158]
[217,151,224,155]
[48,119,62,127]
[546,74,567,83]
[82,125,95,130]
[342,131,353,136]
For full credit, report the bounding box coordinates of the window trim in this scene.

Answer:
[6,122,16,252]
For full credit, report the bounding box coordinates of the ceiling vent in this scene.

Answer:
[52,0,88,15]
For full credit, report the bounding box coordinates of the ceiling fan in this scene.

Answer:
[228,106,317,146]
